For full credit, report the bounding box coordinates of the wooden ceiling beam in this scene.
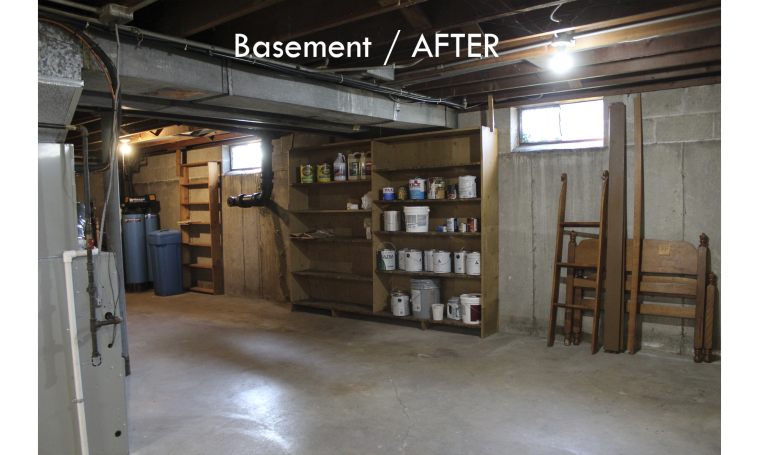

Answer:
[134,133,252,154]
[399,4,433,31]
[407,26,720,91]
[422,47,721,99]
[464,63,720,105]
[392,7,720,85]
[144,0,284,38]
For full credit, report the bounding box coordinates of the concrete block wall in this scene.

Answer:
[458,83,720,357]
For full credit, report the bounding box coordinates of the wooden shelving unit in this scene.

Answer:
[288,140,374,310]
[287,128,499,338]
[178,156,223,295]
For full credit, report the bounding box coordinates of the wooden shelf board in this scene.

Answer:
[374,198,481,205]
[373,162,481,173]
[375,270,481,280]
[179,222,211,226]
[182,242,212,247]
[291,269,372,282]
[289,139,372,154]
[184,263,214,269]
[290,236,372,243]
[374,231,481,237]
[180,161,220,167]
[180,181,209,187]
[292,298,481,330]
[290,179,372,187]
[189,286,215,294]
[180,202,210,207]
[288,209,372,214]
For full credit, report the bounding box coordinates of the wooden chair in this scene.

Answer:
[570,234,716,363]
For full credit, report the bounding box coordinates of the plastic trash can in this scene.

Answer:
[147,229,183,296]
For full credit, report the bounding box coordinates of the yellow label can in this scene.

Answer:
[317,163,332,182]
[300,165,314,183]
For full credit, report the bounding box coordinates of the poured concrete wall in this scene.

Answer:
[459,83,721,356]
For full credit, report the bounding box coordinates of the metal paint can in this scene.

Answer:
[465,251,481,276]
[468,218,479,233]
[454,250,467,274]
[300,165,314,183]
[433,250,452,274]
[384,211,400,232]
[447,184,458,199]
[398,248,407,270]
[427,177,446,199]
[458,175,477,198]
[423,249,435,272]
[382,187,395,200]
[405,249,423,272]
[446,218,457,232]
[317,163,331,182]
[409,178,426,199]
[398,187,409,200]
[390,291,410,317]
[377,242,397,271]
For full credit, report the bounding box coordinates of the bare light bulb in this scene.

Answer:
[120,138,131,154]
[550,48,572,73]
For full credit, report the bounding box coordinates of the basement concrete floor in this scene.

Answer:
[125,291,720,455]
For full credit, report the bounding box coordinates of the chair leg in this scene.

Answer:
[572,288,582,345]
[704,273,716,363]
[563,308,573,346]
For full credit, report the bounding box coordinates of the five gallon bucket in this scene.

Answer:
[454,250,467,274]
[460,293,482,325]
[433,250,451,274]
[384,211,400,232]
[466,251,481,276]
[403,206,430,232]
[377,242,397,271]
[405,249,423,272]
[410,278,441,319]
[391,290,410,316]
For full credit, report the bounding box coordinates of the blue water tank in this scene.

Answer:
[122,214,148,290]
[144,213,160,282]
[147,229,184,296]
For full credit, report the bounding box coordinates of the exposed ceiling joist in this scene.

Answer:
[134,132,254,154]
[399,5,433,30]
[145,0,284,38]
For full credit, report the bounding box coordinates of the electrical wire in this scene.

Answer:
[550,3,562,23]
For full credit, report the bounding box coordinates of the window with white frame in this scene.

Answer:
[230,141,262,172]
[519,99,604,146]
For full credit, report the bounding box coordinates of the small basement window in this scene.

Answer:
[229,141,262,174]
[518,100,604,151]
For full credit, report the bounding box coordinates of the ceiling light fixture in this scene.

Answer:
[550,32,575,73]
[120,138,131,154]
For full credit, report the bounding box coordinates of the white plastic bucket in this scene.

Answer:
[433,250,451,274]
[391,291,410,316]
[405,249,423,272]
[423,249,435,272]
[458,175,477,198]
[466,251,481,276]
[460,293,482,325]
[403,206,430,232]
[454,250,467,274]
[384,211,400,231]
[432,303,444,321]
[377,242,396,271]
[398,248,407,270]
[409,178,426,199]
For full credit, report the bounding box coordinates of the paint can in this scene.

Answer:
[458,175,477,198]
[376,242,397,271]
[454,250,467,274]
[446,217,458,232]
[384,211,400,232]
[403,206,430,232]
[300,165,314,183]
[447,184,458,199]
[390,290,410,317]
[405,249,423,272]
[382,187,395,200]
[317,163,331,182]
[427,177,446,199]
[466,251,481,276]
[398,187,409,200]
[433,250,452,274]
[410,278,441,319]
[409,178,426,199]
[460,293,482,325]
[468,218,479,233]
[423,249,435,272]
[398,248,407,271]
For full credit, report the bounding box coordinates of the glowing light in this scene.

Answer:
[550,48,572,73]
[120,138,131,154]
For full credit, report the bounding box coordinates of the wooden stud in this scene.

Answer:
[627,94,644,354]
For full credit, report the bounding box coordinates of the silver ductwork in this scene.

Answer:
[38,75,83,142]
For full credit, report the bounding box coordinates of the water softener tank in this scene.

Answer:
[144,212,161,283]
[122,213,149,292]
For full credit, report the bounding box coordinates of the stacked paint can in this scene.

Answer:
[300,165,314,183]
[458,175,477,198]
[317,163,331,182]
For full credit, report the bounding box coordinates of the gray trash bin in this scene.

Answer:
[147,229,183,296]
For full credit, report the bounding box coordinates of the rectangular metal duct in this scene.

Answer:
[38,75,83,142]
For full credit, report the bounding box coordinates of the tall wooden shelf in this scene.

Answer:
[287,128,499,338]
[178,158,223,295]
